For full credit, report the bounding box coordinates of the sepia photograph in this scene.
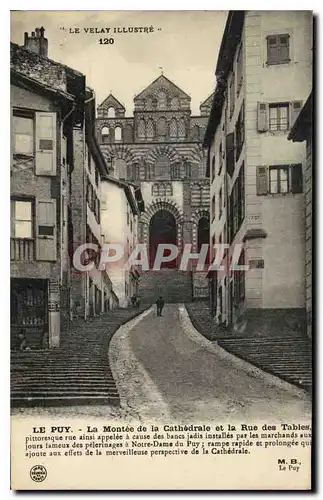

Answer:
[9,9,313,490]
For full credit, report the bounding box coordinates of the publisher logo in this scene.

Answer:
[30,465,47,483]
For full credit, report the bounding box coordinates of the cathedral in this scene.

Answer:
[96,74,211,291]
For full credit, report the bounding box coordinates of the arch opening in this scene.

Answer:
[197,216,210,263]
[149,209,177,269]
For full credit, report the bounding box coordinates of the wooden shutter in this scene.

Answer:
[290,101,303,128]
[291,163,303,194]
[35,112,57,176]
[256,166,268,195]
[257,102,269,132]
[36,199,57,261]
[226,132,235,177]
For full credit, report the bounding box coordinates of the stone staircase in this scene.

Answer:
[218,338,312,393]
[11,307,148,407]
[139,269,193,304]
[186,303,312,393]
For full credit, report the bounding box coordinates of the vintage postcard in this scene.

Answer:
[10,10,313,490]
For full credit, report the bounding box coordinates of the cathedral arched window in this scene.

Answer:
[170,162,181,180]
[155,155,170,179]
[101,126,110,143]
[157,117,167,138]
[178,119,186,138]
[157,91,167,110]
[171,97,180,110]
[138,119,145,139]
[146,119,155,139]
[145,164,155,180]
[169,118,178,138]
[165,183,173,196]
[115,126,122,142]
[107,107,115,118]
[132,163,140,181]
[152,183,159,196]
[185,162,192,179]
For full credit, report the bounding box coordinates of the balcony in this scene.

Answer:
[11,238,35,261]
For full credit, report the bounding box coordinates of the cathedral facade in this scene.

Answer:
[96,75,212,270]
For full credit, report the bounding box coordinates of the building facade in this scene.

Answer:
[96,75,212,298]
[204,11,312,334]
[288,92,313,337]
[10,29,85,349]
[11,28,118,351]
[100,177,144,308]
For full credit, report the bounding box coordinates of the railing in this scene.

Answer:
[11,238,35,261]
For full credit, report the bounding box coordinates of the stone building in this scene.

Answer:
[204,11,312,335]
[288,92,313,337]
[10,28,116,350]
[96,74,212,301]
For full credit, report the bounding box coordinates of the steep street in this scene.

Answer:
[109,305,311,423]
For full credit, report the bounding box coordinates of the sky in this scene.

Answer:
[10,10,227,116]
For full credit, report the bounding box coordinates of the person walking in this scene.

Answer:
[156,296,165,317]
[136,295,141,311]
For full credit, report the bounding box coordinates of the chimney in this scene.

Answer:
[23,26,48,57]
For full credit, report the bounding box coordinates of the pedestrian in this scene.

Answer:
[131,294,137,308]
[136,296,141,311]
[156,296,165,317]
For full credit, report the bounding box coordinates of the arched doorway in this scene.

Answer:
[197,217,210,263]
[149,210,177,268]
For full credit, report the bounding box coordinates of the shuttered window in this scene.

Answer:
[13,115,34,155]
[35,112,57,176]
[36,199,57,261]
[269,103,289,131]
[11,200,33,238]
[267,34,290,65]
[257,164,303,195]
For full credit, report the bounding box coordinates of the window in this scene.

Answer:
[138,119,145,139]
[157,117,167,137]
[269,165,289,194]
[146,119,155,139]
[235,102,245,160]
[178,119,186,138]
[185,162,192,179]
[211,195,216,221]
[267,34,290,65]
[171,163,180,180]
[114,126,122,142]
[169,119,178,138]
[101,126,110,143]
[229,74,235,118]
[11,200,33,238]
[145,164,155,180]
[218,142,223,175]
[219,187,223,219]
[269,103,289,131]
[229,164,245,242]
[236,44,243,93]
[13,114,34,155]
[107,107,115,118]
[211,155,216,182]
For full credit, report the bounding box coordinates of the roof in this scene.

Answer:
[288,92,313,142]
[97,93,125,110]
[200,93,214,108]
[203,80,226,149]
[101,176,145,214]
[134,74,190,100]
[11,68,74,104]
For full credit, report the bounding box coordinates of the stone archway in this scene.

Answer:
[149,210,177,268]
[191,209,210,253]
[140,199,184,268]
